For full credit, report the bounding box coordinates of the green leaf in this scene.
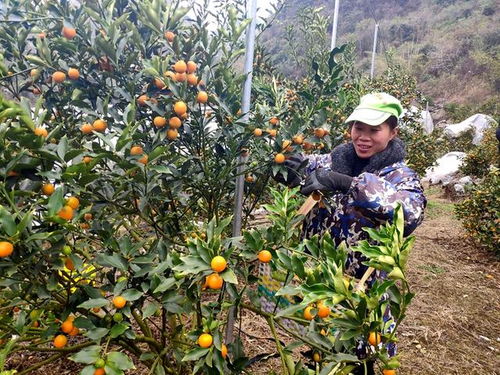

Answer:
[70,345,101,364]
[57,135,68,160]
[291,255,305,279]
[173,255,209,274]
[80,365,96,375]
[339,329,361,341]
[25,54,47,66]
[148,146,166,162]
[96,254,128,271]
[107,351,135,370]
[77,298,109,309]
[86,328,109,341]
[275,301,306,318]
[0,206,17,236]
[110,323,129,338]
[143,301,160,319]
[181,347,210,362]
[275,285,299,297]
[47,187,64,216]
[16,210,33,234]
[220,268,238,284]
[121,289,142,301]
[153,277,176,293]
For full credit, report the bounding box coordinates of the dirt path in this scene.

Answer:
[397,189,500,375]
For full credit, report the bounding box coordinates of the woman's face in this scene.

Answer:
[350,121,397,158]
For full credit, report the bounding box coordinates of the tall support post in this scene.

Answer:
[231,0,257,239]
[226,0,258,345]
[370,23,379,79]
[330,0,340,50]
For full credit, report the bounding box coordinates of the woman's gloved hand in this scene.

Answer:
[273,154,308,187]
[300,168,353,195]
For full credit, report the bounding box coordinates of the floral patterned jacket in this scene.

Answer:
[301,153,427,280]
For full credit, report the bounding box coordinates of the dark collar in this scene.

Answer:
[329,138,406,176]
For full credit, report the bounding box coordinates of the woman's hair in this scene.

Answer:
[386,115,399,129]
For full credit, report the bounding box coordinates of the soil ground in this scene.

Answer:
[5,187,499,374]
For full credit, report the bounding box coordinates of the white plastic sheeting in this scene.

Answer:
[443,114,496,145]
[423,152,466,185]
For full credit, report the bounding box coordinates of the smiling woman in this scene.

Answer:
[270,92,427,373]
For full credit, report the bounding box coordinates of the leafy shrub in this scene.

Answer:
[460,125,500,178]
[455,167,500,254]
[0,1,418,374]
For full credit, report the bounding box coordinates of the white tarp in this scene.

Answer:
[443,114,496,145]
[420,109,434,134]
[424,152,466,185]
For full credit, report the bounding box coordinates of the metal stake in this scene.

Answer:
[330,0,340,50]
[226,0,258,345]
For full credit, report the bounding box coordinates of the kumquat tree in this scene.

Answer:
[1,1,418,374]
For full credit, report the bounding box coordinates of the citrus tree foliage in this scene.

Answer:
[459,124,499,178]
[1,1,416,374]
[455,167,500,255]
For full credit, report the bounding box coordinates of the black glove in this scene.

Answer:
[273,154,308,187]
[300,169,353,195]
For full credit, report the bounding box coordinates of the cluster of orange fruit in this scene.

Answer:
[197,332,228,359]
[303,301,331,320]
[141,59,209,143]
[53,315,79,349]
[130,145,149,165]
[41,184,80,222]
[80,119,108,134]
[253,117,279,138]
[162,59,200,87]
[204,255,227,290]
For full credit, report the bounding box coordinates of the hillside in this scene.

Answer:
[260,0,499,116]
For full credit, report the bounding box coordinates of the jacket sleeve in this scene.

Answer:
[303,154,332,175]
[349,166,426,236]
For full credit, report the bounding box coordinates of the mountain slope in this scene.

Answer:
[260,0,499,113]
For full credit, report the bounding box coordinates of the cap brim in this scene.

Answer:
[344,108,392,126]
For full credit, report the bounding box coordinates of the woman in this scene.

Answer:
[266,92,427,373]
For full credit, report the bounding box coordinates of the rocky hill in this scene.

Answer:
[260,0,499,116]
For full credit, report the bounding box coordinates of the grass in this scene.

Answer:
[425,188,455,219]
[418,264,446,276]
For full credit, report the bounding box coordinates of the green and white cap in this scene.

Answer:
[345,92,403,126]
